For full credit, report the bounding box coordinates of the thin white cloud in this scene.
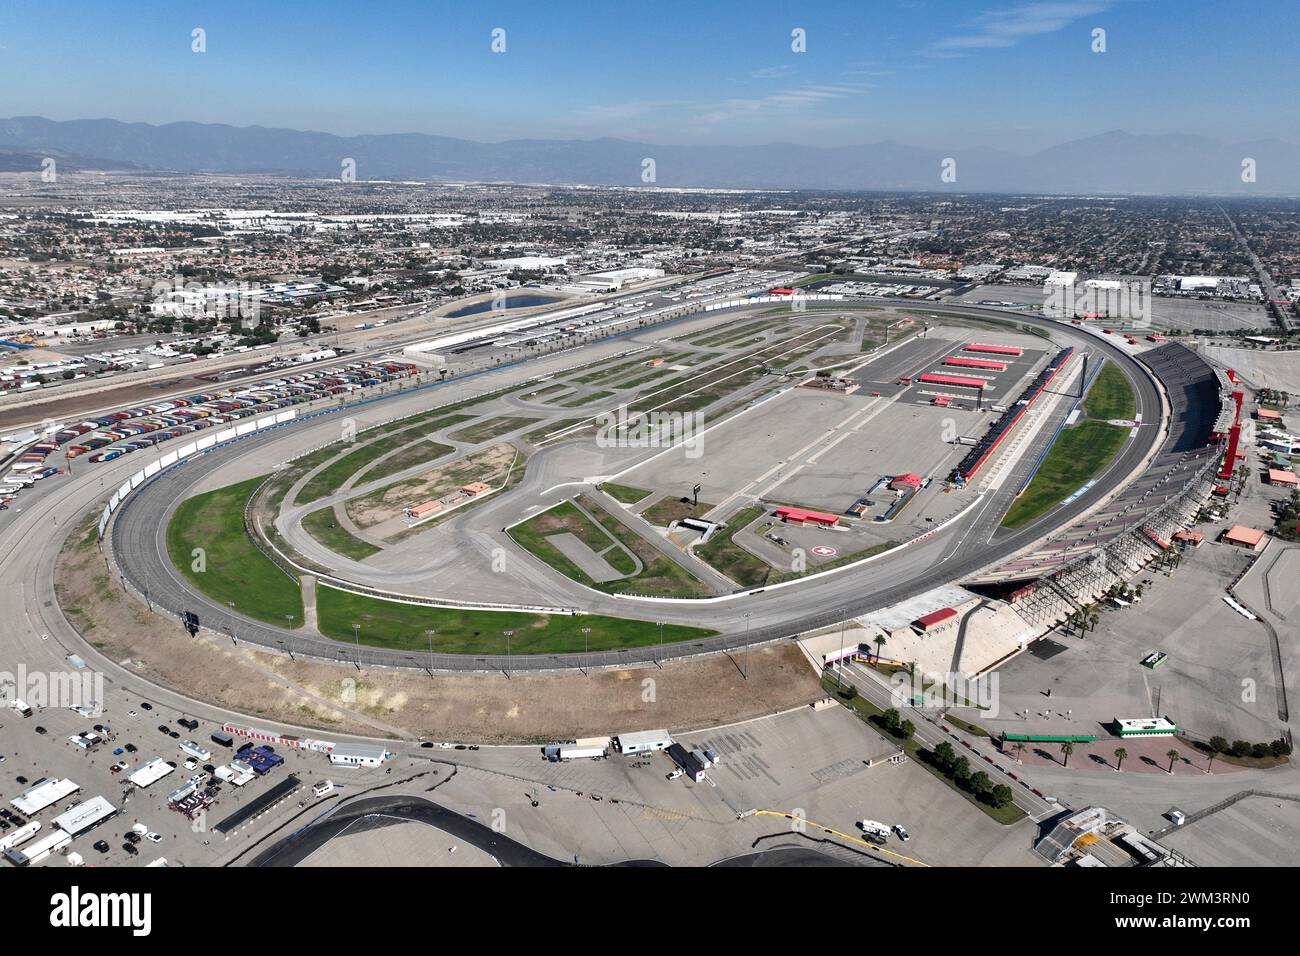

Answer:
[571,80,868,135]
[697,82,868,124]
[749,64,798,80]
[928,1,1114,56]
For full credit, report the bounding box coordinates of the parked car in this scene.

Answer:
[93,840,110,854]
[893,824,910,842]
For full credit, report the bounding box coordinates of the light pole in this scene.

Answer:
[352,623,361,671]
[743,612,751,680]
[580,626,591,676]
[228,601,237,644]
[425,629,435,676]
[503,629,514,678]
[837,615,846,688]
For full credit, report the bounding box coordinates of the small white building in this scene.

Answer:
[11,777,80,816]
[612,729,673,755]
[328,742,391,768]
[126,758,175,790]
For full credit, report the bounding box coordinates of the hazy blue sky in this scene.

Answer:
[2,1,1294,149]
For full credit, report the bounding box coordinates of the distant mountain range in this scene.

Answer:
[2,116,1297,195]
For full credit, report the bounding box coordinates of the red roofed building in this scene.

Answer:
[889,472,924,491]
[1222,524,1268,551]
[943,356,1007,371]
[774,506,839,527]
[769,287,796,296]
[1256,408,1283,422]
[913,607,958,631]
[920,372,986,389]
[964,343,1023,356]
[1268,468,1299,488]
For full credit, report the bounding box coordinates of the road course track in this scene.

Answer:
[84,303,1163,671]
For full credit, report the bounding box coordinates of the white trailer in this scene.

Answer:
[179,740,212,762]
[860,819,891,843]
[558,745,606,760]
[0,820,41,852]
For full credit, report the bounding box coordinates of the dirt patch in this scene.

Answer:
[56,517,821,741]
[345,442,517,530]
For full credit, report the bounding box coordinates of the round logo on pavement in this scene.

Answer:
[811,545,837,557]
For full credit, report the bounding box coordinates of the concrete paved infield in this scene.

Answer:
[103,302,1164,671]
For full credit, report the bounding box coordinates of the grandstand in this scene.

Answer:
[969,344,1232,620]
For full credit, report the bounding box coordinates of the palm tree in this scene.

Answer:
[1089,612,1100,633]
[1166,749,1181,774]
[874,635,887,661]
[1206,750,1217,774]
[1013,741,1027,764]
[1114,747,1128,772]
[1060,741,1074,767]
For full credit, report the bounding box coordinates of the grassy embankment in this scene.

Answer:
[1001,362,1135,529]
[315,585,714,653]
[165,476,304,625]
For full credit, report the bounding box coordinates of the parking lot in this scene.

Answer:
[0,688,378,867]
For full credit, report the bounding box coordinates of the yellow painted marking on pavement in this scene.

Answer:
[752,810,930,867]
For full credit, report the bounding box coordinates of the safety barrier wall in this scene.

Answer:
[96,409,296,539]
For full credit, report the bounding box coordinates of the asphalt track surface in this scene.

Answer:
[250,792,847,867]
[99,302,1164,671]
[249,794,569,867]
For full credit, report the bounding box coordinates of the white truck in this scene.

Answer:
[9,699,32,718]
